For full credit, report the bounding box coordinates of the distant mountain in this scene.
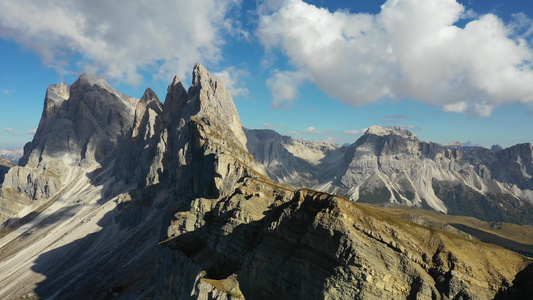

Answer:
[0,148,23,162]
[0,65,531,299]
[244,128,339,187]
[246,125,533,224]
[445,140,484,150]
[492,144,503,151]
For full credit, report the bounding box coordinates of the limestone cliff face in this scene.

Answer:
[114,63,261,197]
[0,75,138,223]
[160,63,257,198]
[246,125,533,224]
[244,128,339,187]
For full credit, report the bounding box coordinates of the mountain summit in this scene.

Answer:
[365,125,418,139]
[0,65,532,299]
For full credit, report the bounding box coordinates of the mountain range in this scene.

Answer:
[0,64,532,299]
[0,149,23,162]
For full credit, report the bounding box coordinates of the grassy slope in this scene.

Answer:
[367,203,533,256]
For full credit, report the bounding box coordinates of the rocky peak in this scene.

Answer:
[115,64,260,194]
[163,76,189,123]
[364,125,418,140]
[69,73,138,108]
[132,88,162,139]
[42,82,69,121]
[188,63,248,149]
[74,73,115,94]
[4,73,140,202]
[139,88,161,107]
[491,144,503,151]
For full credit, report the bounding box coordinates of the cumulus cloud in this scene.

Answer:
[213,66,250,98]
[383,115,409,124]
[4,128,13,132]
[399,125,426,131]
[0,0,242,85]
[266,69,311,108]
[303,126,321,133]
[262,123,287,129]
[385,115,409,121]
[345,128,368,135]
[285,126,327,136]
[27,128,37,135]
[321,137,338,145]
[257,0,533,116]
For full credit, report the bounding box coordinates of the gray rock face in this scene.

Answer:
[244,128,339,187]
[0,74,138,223]
[0,157,14,183]
[159,63,254,197]
[113,63,260,198]
[246,126,533,224]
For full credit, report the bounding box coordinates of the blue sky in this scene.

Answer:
[1,0,532,150]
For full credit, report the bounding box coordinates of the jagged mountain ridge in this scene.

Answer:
[245,125,533,224]
[0,65,532,299]
[0,64,266,299]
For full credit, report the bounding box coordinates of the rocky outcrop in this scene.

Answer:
[164,184,530,299]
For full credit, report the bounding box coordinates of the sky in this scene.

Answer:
[1,0,533,150]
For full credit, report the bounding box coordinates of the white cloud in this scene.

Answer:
[321,137,338,145]
[284,126,325,136]
[443,101,468,113]
[345,129,367,135]
[4,128,13,132]
[303,126,321,133]
[384,115,409,121]
[509,13,533,38]
[0,0,242,85]
[399,125,426,131]
[213,66,250,98]
[383,115,410,124]
[262,123,287,129]
[2,89,15,95]
[266,69,311,108]
[257,0,533,116]
[27,128,37,135]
